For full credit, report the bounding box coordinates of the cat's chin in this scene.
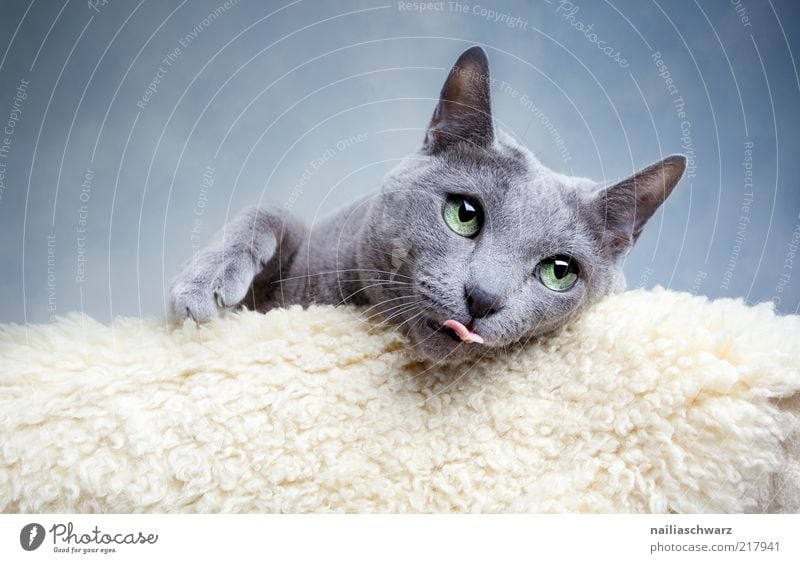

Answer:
[406,317,496,364]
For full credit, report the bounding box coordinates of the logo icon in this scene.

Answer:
[20,523,45,551]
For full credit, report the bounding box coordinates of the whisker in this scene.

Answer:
[370,301,424,326]
[408,315,429,337]
[361,293,418,316]
[276,278,413,285]
[334,281,414,306]
[389,308,428,336]
[271,268,412,284]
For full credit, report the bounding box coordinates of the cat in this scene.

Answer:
[169,46,686,363]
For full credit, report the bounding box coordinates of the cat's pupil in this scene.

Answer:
[458,200,477,222]
[553,259,570,279]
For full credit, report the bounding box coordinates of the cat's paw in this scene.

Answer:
[169,244,261,322]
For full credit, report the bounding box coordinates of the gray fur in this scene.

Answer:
[170,47,686,363]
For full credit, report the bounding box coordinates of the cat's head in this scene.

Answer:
[361,47,685,363]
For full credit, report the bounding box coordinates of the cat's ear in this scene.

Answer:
[423,46,494,154]
[591,155,686,256]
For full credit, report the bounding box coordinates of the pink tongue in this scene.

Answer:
[443,319,485,344]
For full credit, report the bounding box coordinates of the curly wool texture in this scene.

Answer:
[1,288,799,513]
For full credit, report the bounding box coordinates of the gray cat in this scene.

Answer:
[170,46,685,363]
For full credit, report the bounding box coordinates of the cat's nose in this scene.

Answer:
[465,285,504,318]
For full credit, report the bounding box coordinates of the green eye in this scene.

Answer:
[443,196,482,238]
[536,255,579,292]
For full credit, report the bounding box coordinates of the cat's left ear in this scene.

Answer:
[591,155,686,256]
[423,46,494,154]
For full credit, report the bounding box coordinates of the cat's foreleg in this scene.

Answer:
[169,206,303,321]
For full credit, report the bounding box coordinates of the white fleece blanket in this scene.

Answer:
[1,288,799,513]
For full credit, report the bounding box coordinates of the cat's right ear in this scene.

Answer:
[590,155,686,258]
[422,46,494,154]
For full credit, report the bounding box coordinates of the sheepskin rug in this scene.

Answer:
[1,288,799,513]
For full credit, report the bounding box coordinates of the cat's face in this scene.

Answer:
[360,47,685,363]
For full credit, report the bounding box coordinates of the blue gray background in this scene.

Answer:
[0,0,798,323]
